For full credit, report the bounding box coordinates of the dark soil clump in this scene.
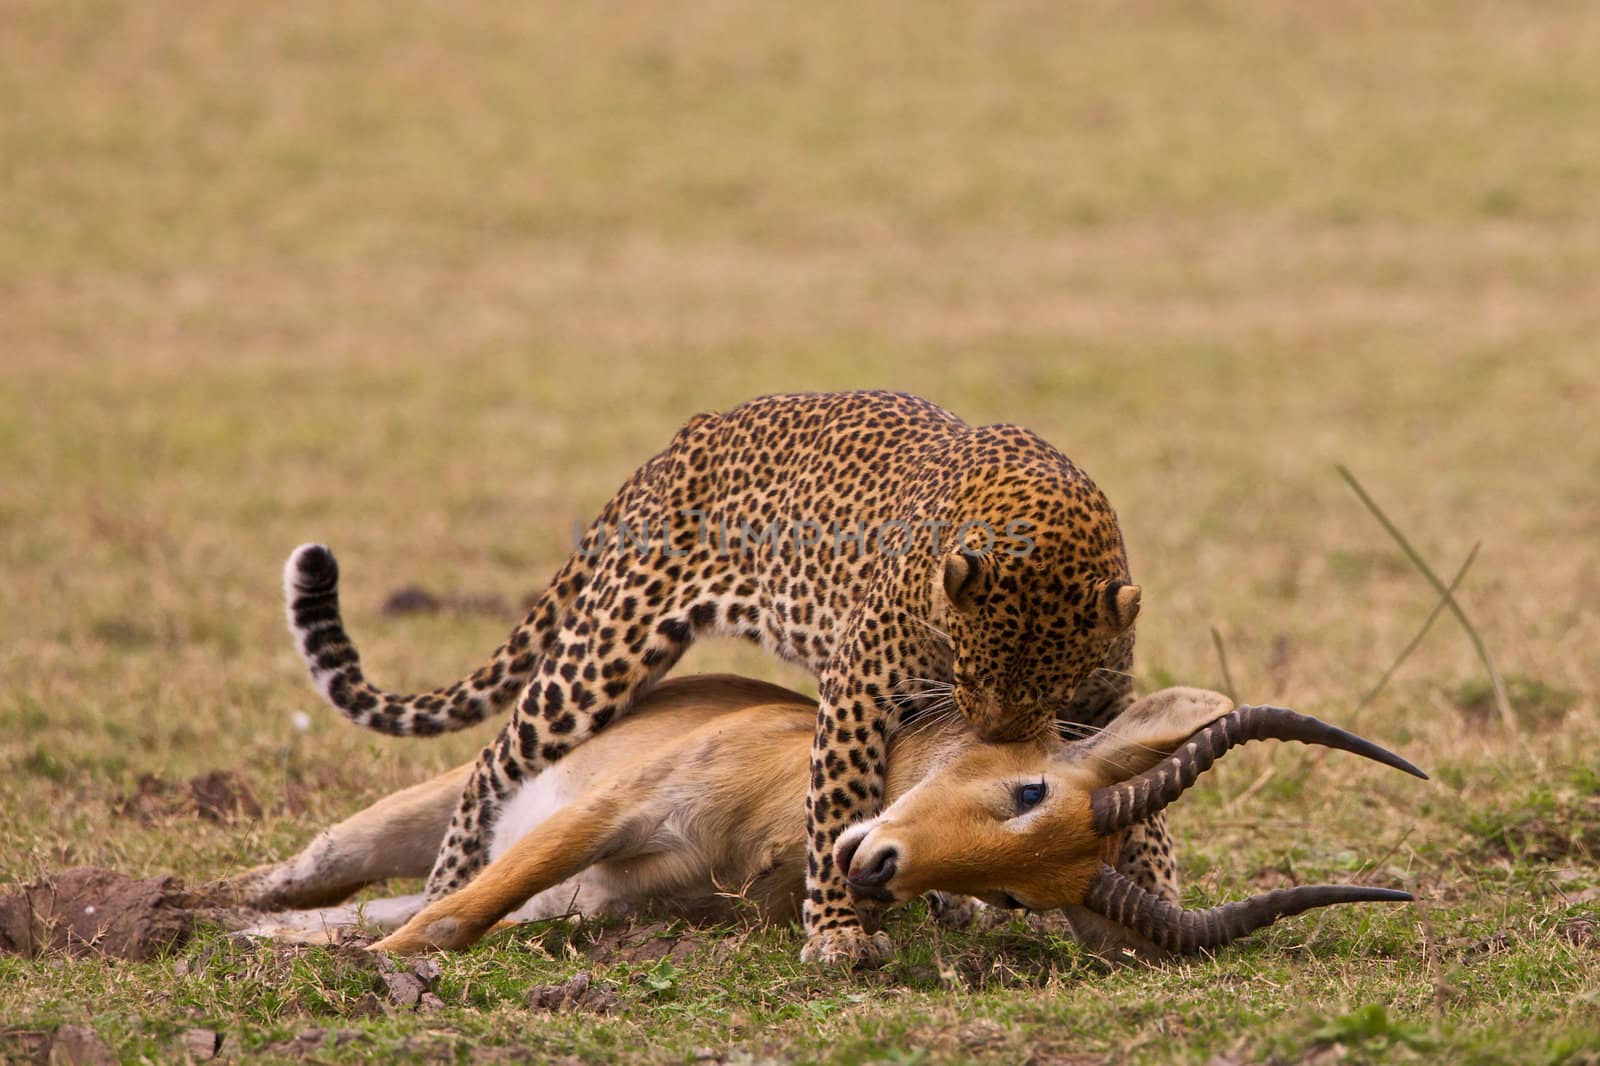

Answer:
[0,866,197,960]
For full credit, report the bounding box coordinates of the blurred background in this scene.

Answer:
[2,1,1596,857]
[3,4,1599,1058]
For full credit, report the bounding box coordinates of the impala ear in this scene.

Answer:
[1095,581,1141,637]
[941,549,984,610]
[1067,687,1233,786]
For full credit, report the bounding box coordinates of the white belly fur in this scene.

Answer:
[489,760,639,922]
[488,761,577,863]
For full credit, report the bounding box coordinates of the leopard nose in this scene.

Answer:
[846,845,898,889]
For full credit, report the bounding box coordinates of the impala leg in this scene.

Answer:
[211,763,473,910]
[376,790,655,954]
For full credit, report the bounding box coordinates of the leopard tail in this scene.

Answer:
[281,524,603,737]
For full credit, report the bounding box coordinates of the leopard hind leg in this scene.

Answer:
[420,537,760,898]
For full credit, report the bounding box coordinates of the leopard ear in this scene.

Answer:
[1095,580,1141,637]
[942,549,984,611]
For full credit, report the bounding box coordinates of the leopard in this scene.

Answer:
[284,389,1158,966]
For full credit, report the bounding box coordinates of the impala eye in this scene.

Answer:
[1014,781,1047,815]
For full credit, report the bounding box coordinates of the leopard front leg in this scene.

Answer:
[799,673,896,968]
[1115,811,1179,903]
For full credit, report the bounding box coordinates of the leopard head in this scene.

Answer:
[931,462,1140,742]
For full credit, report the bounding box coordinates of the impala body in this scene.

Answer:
[222,674,1421,958]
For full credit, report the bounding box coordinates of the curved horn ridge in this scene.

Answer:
[1091,704,1427,836]
[1082,865,1413,955]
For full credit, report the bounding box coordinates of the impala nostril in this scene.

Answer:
[848,846,898,887]
[835,834,863,878]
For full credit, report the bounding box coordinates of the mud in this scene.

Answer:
[525,970,619,1014]
[114,770,262,825]
[0,866,198,961]
[577,920,701,965]
[381,583,513,619]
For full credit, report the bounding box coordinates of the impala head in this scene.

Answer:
[836,687,1427,954]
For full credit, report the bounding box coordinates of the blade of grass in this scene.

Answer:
[1210,625,1237,705]
[1335,465,1515,735]
[1355,541,1481,712]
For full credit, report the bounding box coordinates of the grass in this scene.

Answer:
[3,0,1599,1061]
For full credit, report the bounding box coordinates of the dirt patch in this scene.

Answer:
[578,920,700,965]
[113,773,173,822]
[258,1028,369,1060]
[189,770,263,823]
[200,938,448,1015]
[1558,918,1596,949]
[1453,930,1514,958]
[48,1024,113,1065]
[114,771,261,825]
[526,970,619,1014]
[0,1028,53,1064]
[1249,866,1303,891]
[0,867,196,961]
[0,1024,115,1066]
[379,955,447,1012]
[381,584,513,619]
[180,1028,223,1061]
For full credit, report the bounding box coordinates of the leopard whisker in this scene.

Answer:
[889,700,961,742]
[905,615,955,647]
[883,689,951,709]
[895,675,955,693]
[1056,717,1189,761]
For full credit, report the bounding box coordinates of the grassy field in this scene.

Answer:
[3,1,1599,1061]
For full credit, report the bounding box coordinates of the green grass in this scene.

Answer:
[3,1,1600,1062]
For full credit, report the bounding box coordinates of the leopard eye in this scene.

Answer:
[1013,781,1047,815]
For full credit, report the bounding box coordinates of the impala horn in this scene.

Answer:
[1084,703,1425,953]
[1083,864,1414,954]
[1091,704,1427,837]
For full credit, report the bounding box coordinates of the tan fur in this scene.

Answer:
[220,676,1230,957]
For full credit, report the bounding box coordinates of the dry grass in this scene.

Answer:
[2,1,1598,1062]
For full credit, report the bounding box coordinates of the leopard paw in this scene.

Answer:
[799,925,894,969]
[926,891,980,928]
